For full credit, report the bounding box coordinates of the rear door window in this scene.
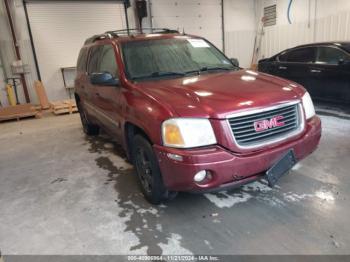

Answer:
[279,47,316,63]
[316,46,350,65]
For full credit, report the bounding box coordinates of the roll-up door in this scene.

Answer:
[26,1,126,100]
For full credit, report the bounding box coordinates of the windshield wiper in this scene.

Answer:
[131,67,234,81]
[132,71,185,80]
[199,66,234,72]
[183,69,200,76]
[180,67,233,77]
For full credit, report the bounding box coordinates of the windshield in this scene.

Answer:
[121,37,237,81]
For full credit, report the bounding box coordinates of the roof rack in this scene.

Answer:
[84,28,180,44]
[84,34,111,44]
[107,28,179,36]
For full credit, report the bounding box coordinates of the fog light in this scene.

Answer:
[194,170,208,182]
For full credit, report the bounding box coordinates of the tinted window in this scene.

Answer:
[342,44,350,53]
[77,48,88,72]
[87,46,103,74]
[316,46,350,65]
[99,45,118,78]
[279,47,315,63]
[278,51,289,62]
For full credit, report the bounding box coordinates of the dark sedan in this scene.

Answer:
[258,42,350,104]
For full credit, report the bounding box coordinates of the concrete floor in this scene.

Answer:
[0,106,349,255]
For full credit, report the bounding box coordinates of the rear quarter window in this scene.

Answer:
[77,48,88,72]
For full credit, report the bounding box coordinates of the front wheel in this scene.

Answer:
[132,135,177,204]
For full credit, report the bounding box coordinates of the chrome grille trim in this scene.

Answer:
[226,101,305,149]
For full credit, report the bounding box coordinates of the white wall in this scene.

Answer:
[26,1,126,101]
[1,0,257,102]
[146,0,257,68]
[224,0,256,68]
[139,0,256,68]
[150,0,224,50]
[1,0,130,104]
[257,0,350,59]
[3,0,349,98]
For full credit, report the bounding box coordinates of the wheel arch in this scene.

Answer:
[124,121,154,162]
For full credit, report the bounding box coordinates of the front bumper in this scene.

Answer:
[153,116,321,192]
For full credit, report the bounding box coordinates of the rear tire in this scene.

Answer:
[77,101,99,136]
[132,134,177,204]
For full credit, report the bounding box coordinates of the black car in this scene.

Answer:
[258,42,350,104]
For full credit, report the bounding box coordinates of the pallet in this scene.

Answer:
[50,99,78,115]
[33,104,43,111]
[0,104,41,122]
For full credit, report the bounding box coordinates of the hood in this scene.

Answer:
[135,70,304,119]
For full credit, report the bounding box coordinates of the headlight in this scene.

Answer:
[162,118,216,148]
[302,92,316,120]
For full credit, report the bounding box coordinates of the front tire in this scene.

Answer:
[132,135,177,204]
[77,101,99,136]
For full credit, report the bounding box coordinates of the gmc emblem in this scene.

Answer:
[254,115,285,132]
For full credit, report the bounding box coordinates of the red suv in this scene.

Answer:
[75,29,321,204]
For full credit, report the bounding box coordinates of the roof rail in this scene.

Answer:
[106,28,179,36]
[84,33,112,45]
[84,28,180,44]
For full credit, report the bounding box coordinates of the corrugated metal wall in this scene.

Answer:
[2,0,349,102]
[260,1,350,59]
[261,11,350,59]
[26,1,126,101]
[223,0,256,68]
[1,0,126,104]
[150,0,223,51]
[225,30,255,68]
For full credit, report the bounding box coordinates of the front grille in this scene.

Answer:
[228,103,301,147]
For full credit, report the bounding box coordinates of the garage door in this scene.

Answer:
[26,1,126,101]
[150,0,223,51]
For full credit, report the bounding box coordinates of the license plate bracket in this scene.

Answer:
[266,149,297,187]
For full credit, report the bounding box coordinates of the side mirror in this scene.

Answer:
[338,58,350,65]
[230,58,239,67]
[90,72,119,86]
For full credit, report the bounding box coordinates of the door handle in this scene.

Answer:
[278,66,287,70]
[310,69,321,73]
